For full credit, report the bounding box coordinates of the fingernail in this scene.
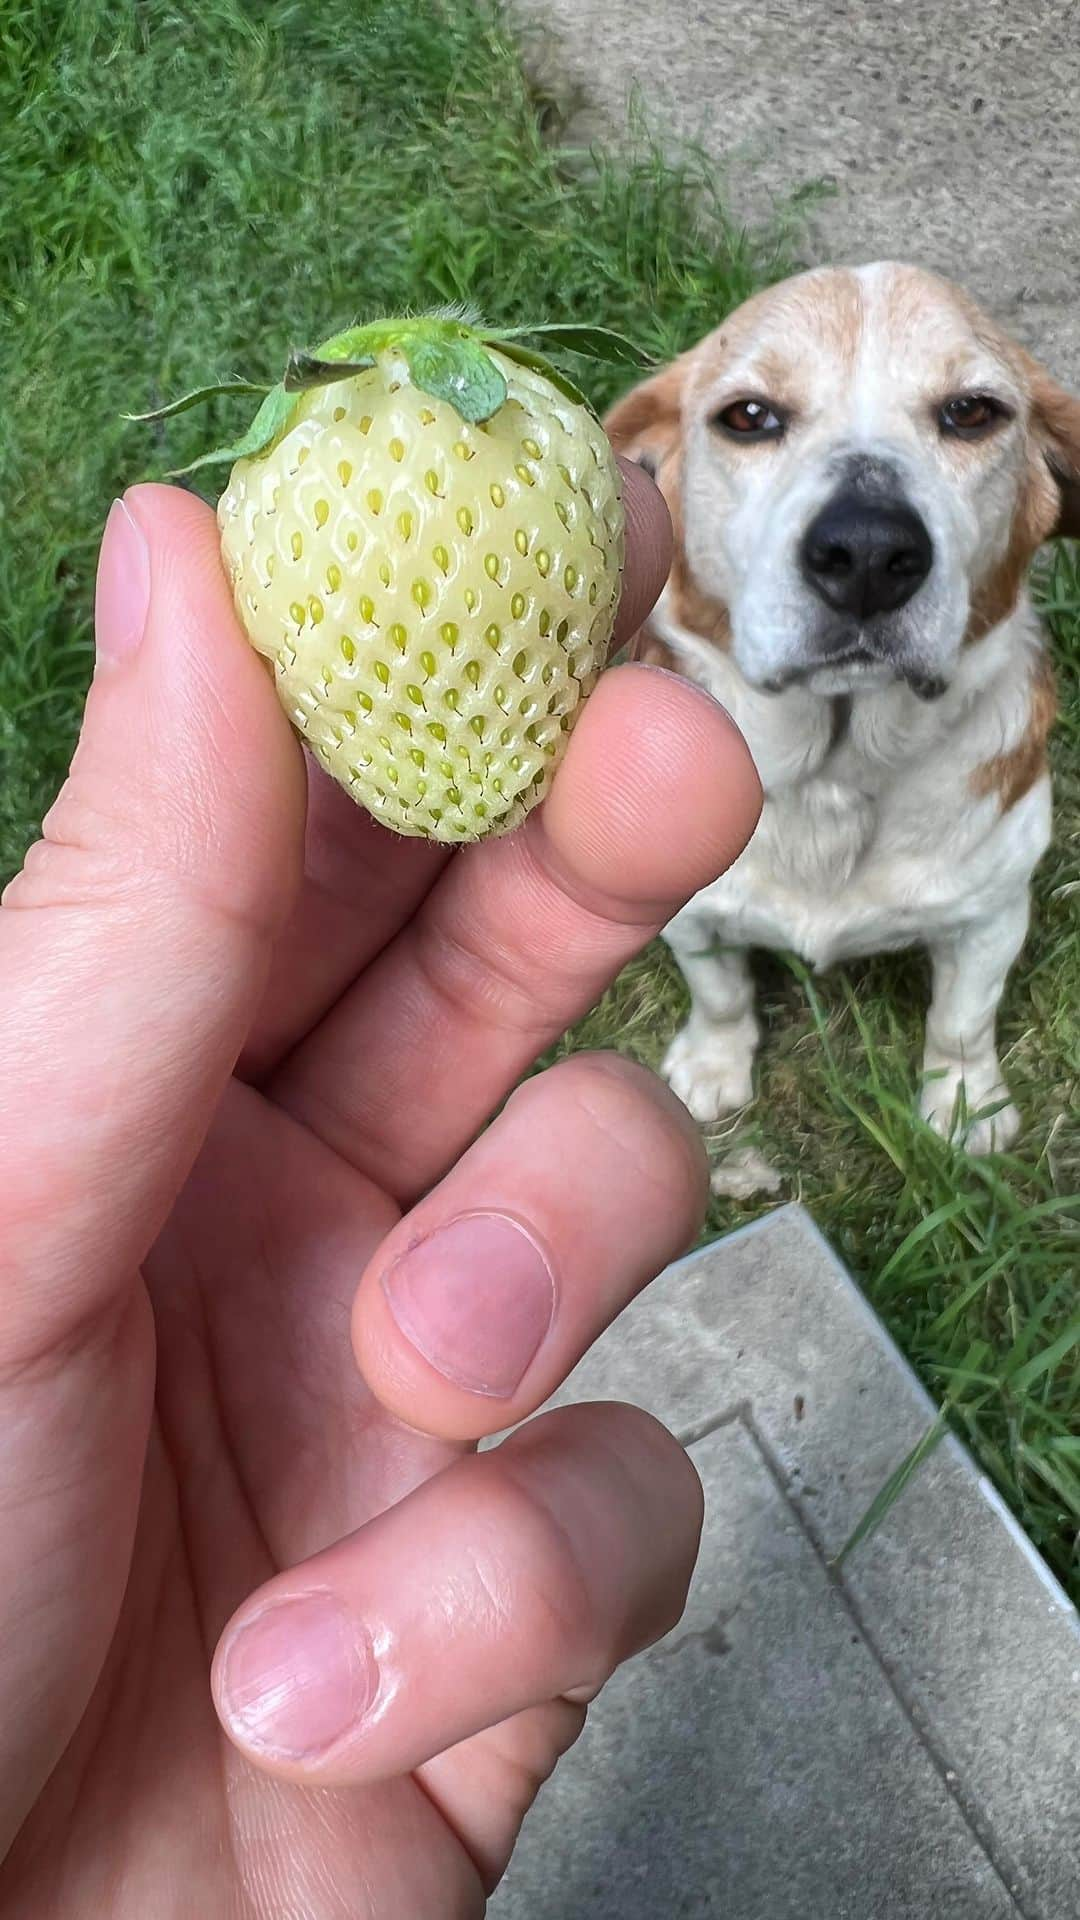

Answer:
[217,1592,377,1760]
[95,497,150,667]
[641,663,731,714]
[382,1212,556,1398]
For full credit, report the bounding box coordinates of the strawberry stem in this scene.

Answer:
[128,315,650,468]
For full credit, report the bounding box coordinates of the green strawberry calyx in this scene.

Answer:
[127,314,652,476]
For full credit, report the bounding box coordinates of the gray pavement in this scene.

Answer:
[493,1206,1080,1920]
[532,0,1080,384]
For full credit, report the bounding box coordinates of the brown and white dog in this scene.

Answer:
[606,263,1079,1151]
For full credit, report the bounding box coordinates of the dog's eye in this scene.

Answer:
[714,398,785,439]
[938,393,1005,437]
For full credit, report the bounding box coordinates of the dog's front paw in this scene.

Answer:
[663,1018,757,1124]
[919,1065,1020,1154]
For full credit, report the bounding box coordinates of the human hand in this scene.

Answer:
[0,475,759,1916]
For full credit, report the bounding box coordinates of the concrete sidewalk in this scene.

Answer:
[532,0,1080,384]
[493,1207,1079,1920]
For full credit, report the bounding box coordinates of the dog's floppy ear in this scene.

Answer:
[603,358,688,668]
[603,357,688,479]
[1028,362,1080,540]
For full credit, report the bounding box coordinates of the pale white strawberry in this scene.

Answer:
[137,316,639,841]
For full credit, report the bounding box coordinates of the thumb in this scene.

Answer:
[0,483,305,1365]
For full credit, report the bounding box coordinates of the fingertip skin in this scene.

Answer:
[540,662,762,914]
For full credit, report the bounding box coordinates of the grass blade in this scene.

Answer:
[831,1409,950,1567]
[1008,1316,1080,1395]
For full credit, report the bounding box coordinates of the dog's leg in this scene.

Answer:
[662,918,759,1123]
[920,897,1029,1152]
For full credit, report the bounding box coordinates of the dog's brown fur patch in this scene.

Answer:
[965,357,1080,645]
[1026,359,1080,540]
[714,268,863,380]
[604,358,686,471]
[971,652,1057,811]
[606,369,732,655]
[662,461,732,649]
[965,458,1061,645]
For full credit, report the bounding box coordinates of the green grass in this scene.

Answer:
[3,0,1078,1598]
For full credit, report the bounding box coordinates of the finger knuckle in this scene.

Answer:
[543,1052,709,1216]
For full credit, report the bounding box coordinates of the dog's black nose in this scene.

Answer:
[800,492,933,619]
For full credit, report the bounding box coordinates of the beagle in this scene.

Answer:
[606,263,1079,1151]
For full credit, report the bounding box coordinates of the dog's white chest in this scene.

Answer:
[695,751,1048,969]
[713,775,918,968]
[758,774,877,890]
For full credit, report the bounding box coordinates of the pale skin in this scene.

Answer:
[0,475,760,1916]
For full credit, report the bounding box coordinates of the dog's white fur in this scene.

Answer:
[607,263,1080,1151]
